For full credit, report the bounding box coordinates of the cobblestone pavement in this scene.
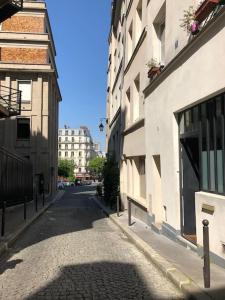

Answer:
[0,186,185,300]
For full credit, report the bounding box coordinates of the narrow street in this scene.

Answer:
[0,185,185,300]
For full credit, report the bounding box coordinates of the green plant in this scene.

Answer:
[58,159,75,178]
[87,157,106,179]
[180,6,196,32]
[146,58,159,69]
[103,153,120,209]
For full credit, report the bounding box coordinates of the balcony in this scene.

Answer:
[0,0,23,23]
[0,85,21,118]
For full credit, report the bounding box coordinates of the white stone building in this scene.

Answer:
[107,0,225,268]
[58,126,97,180]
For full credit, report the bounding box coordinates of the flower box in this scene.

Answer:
[147,67,161,79]
[195,0,220,24]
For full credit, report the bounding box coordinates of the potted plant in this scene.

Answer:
[146,58,163,80]
[195,0,220,24]
[180,6,200,35]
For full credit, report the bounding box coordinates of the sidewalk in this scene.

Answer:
[93,197,225,300]
[0,190,64,255]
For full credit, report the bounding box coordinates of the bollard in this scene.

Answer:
[203,219,210,288]
[24,196,27,221]
[1,201,6,237]
[128,198,132,226]
[42,192,45,207]
[117,196,120,217]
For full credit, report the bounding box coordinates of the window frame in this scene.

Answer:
[17,80,32,103]
[17,118,30,140]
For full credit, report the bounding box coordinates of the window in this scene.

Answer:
[127,22,133,62]
[65,144,68,150]
[79,168,82,173]
[59,144,61,149]
[139,157,146,198]
[133,74,140,122]
[179,94,225,195]
[65,137,68,142]
[71,144,74,150]
[153,4,166,65]
[126,88,131,127]
[59,130,62,135]
[65,130,68,136]
[18,81,32,102]
[71,152,74,157]
[59,151,61,157]
[59,137,61,142]
[71,130,74,135]
[17,118,30,140]
[65,151,68,157]
[135,0,142,44]
[72,137,74,142]
[79,151,82,157]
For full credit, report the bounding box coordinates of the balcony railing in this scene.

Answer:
[0,85,21,118]
[0,0,23,23]
[0,146,33,207]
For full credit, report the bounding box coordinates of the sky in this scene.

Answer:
[46,0,111,151]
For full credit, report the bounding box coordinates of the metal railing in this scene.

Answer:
[0,146,33,207]
[0,0,23,8]
[11,0,23,7]
[0,85,21,118]
[0,0,23,23]
[199,2,225,29]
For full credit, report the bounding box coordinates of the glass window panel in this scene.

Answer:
[216,117,224,193]
[193,106,199,130]
[201,121,208,190]
[216,97,222,117]
[217,150,224,193]
[18,81,32,102]
[179,113,184,134]
[210,151,216,191]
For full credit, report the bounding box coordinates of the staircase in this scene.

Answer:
[0,85,21,119]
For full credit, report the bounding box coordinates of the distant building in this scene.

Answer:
[58,126,97,180]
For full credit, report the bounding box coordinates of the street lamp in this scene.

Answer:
[99,118,108,132]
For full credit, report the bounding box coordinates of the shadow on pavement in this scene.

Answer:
[0,186,107,269]
[25,261,172,300]
[0,258,23,275]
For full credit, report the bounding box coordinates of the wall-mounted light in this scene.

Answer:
[98,118,108,132]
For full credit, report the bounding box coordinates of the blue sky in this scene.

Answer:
[46,0,111,151]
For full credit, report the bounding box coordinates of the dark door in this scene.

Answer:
[181,137,200,244]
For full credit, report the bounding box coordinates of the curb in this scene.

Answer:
[93,197,212,300]
[0,190,65,257]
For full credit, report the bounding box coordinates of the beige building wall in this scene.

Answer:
[144,1,225,266]
[107,0,225,267]
[0,0,61,197]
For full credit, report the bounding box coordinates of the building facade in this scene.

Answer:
[0,0,61,197]
[58,126,97,180]
[107,0,225,267]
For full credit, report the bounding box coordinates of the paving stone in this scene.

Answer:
[0,186,185,300]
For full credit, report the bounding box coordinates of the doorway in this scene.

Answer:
[180,136,200,244]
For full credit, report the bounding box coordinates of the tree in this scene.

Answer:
[103,153,119,208]
[58,159,75,179]
[88,157,106,179]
